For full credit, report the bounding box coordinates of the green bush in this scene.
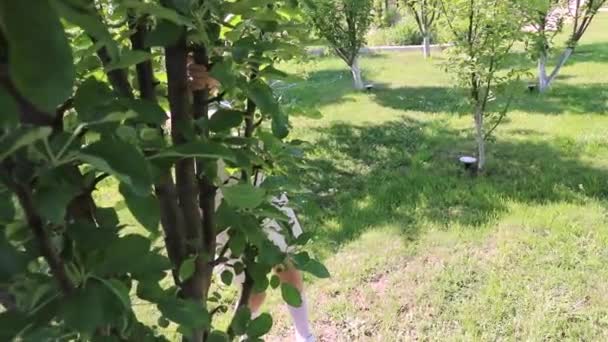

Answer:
[367,21,424,46]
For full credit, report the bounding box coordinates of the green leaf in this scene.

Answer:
[221,184,266,209]
[144,20,182,47]
[207,331,230,342]
[95,277,132,310]
[271,110,290,139]
[80,138,152,195]
[95,234,151,276]
[258,241,285,266]
[158,316,170,329]
[209,61,236,89]
[247,313,273,338]
[228,230,246,256]
[33,179,79,224]
[300,258,330,279]
[73,78,116,122]
[62,283,106,334]
[179,257,196,281]
[220,270,234,286]
[0,190,15,224]
[119,183,160,235]
[291,252,311,268]
[0,233,27,282]
[50,0,119,61]
[208,110,245,132]
[249,263,270,293]
[151,141,236,162]
[0,311,29,341]
[281,283,302,307]
[230,307,251,335]
[122,0,194,27]
[246,79,289,138]
[0,0,75,112]
[157,298,210,330]
[104,49,152,72]
[123,99,168,125]
[247,79,280,116]
[260,65,289,79]
[0,88,19,130]
[270,275,281,289]
[0,127,52,161]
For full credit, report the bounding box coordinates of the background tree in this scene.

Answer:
[404,0,440,58]
[0,0,326,341]
[302,0,374,90]
[523,0,607,92]
[439,0,525,173]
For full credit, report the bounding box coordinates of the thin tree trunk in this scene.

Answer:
[542,47,574,92]
[538,50,549,91]
[350,57,364,90]
[474,105,486,172]
[422,33,431,58]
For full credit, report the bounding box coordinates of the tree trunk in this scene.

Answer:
[538,50,549,92]
[542,47,574,92]
[350,57,364,90]
[474,105,486,173]
[422,33,431,58]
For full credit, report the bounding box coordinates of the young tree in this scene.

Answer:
[302,0,374,89]
[439,0,525,172]
[0,0,326,341]
[523,0,607,92]
[404,0,440,58]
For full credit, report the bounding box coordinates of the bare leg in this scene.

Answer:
[248,291,267,317]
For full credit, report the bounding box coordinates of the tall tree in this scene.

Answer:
[439,0,525,172]
[404,0,440,58]
[523,0,607,91]
[303,0,374,89]
[0,0,326,341]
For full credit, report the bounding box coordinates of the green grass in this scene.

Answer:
[260,13,608,341]
[98,14,608,340]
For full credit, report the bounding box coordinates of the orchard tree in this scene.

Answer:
[439,0,525,172]
[404,0,440,58]
[0,0,326,341]
[523,0,607,92]
[302,0,374,90]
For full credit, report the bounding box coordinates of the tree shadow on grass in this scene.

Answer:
[370,83,608,116]
[299,117,608,253]
[278,69,357,110]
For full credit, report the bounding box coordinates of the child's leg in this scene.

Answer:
[248,291,267,317]
[277,263,314,342]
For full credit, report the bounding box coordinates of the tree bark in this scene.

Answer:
[474,105,486,172]
[350,57,364,90]
[165,33,205,342]
[541,47,574,92]
[538,50,549,92]
[422,33,431,58]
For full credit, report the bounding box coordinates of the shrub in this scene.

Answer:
[367,21,424,46]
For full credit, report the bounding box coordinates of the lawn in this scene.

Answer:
[258,13,608,341]
[95,13,608,341]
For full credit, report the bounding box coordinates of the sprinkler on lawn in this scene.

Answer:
[459,156,478,175]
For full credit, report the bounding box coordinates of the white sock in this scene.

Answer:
[287,296,314,342]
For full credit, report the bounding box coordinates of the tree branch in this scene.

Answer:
[7,164,75,294]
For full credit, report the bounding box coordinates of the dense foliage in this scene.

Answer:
[0,0,327,341]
